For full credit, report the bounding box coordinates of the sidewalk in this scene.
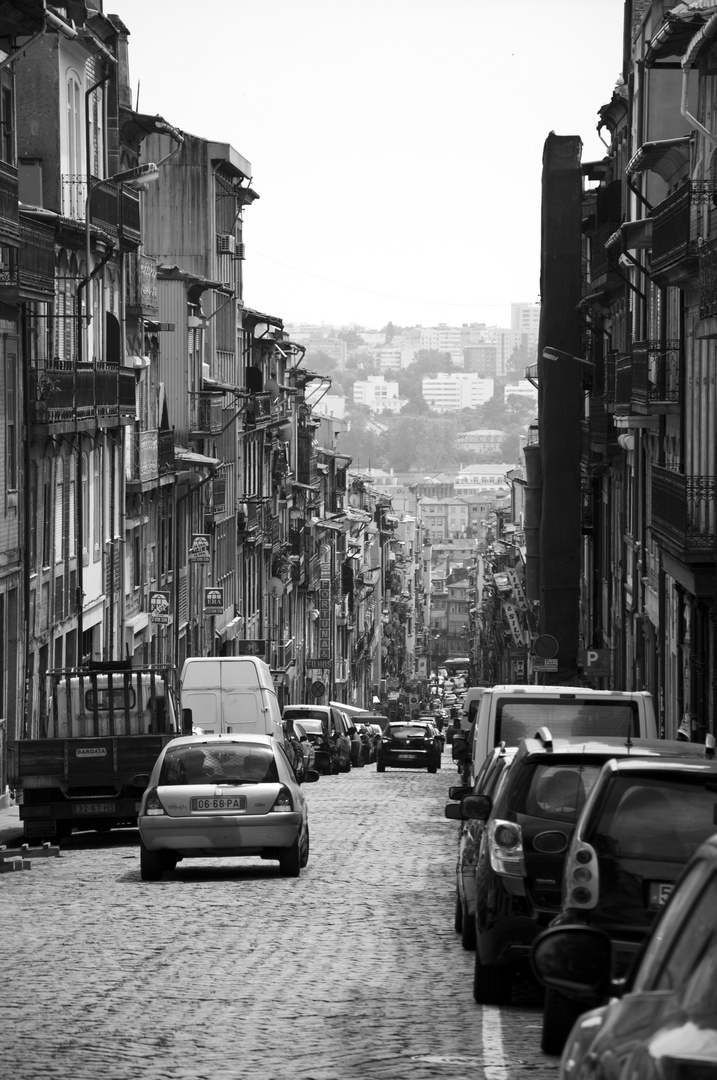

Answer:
[0,802,24,847]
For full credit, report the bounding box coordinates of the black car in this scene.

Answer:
[531,825,717,1080]
[539,741,717,1054]
[377,721,441,773]
[460,730,687,1007]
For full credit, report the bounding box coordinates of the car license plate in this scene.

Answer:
[397,753,416,760]
[191,797,247,812]
[72,802,116,815]
[648,881,672,909]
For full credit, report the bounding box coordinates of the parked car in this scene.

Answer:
[282,705,352,774]
[419,715,445,753]
[335,708,365,767]
[531,826,717,1080]
[377,720,442,773]
[458,731,689,1006]
[538,739,717,1054]
[445,742,517,951]
[137,733,319,880]
[281,718,316,782]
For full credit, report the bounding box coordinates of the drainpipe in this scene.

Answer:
[682,16,717,149]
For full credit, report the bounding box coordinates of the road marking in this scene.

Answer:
[482,1006,509,1079]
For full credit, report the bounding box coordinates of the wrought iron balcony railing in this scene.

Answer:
[651,464,715,554]
[30,363,136,427]
[0,160,18,245]
[190,391,224,436]
[651,181,717,284]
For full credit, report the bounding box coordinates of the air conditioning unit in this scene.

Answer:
[234,242,246,260]
[217,234,236,255]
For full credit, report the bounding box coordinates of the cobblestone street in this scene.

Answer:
[2,750,559,1080]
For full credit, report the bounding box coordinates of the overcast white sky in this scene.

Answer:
[114,0,626,330]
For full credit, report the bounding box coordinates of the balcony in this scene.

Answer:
[0,161,19,246]
[614,343,680,416]
[61,174,141,248]
[204,468,227,522]
[0,218,55,302]
[126,253,158,316]
[270,638,295,671]
[30,363,136,429]
[126,430,158,485]
[651,464,715,559]
[651,182,717,287]
[190,391,224,436]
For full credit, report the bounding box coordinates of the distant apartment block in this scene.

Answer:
[285,324,348,368]
[510,302,540,347]
[353,375,403,414]
[504,381,538,403]
[420,325,464,365]
[377,345,415,372]
[310,393,347,420]
[421,373,495,412]
[456,429,506,455]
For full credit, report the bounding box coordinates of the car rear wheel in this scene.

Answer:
[473,951,512,1005]
[299,826,310,868]
[454,891,463,933]
[140,840,164,881]
[376,759,386,772]
[541,988,584,1055]
[340,757,351,773]
[427,762,438,774]
[461,900,476,950]
[279,835,301,877]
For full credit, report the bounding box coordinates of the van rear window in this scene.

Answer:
[495,699,639,745]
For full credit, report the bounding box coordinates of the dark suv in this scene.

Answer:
[457,730,681,1006]
[540,741,717,1054]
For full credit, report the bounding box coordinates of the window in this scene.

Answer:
[42,462,51,567]
[1,82,14,165]
[81,453,89,562]
[133,529,141,589]
[5,346,17,490]
[54,458,64,564]
[29,462,37,571]
[93,451,102,562]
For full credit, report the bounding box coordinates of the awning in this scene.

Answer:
[605,219,653,251]
[121,111,184,152]
[311,516,343,532]
[626,136,692,180]
[645,5,714,65]
[175,447,221,469]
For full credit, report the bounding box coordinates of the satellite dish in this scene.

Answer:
[265,377,280,401]
[268,576,285,598]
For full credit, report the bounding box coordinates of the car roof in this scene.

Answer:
[488,684,649,699]
[283,704,331,715]
[164,733,274,749]
[595,755,717,777]
[512,735,715,762]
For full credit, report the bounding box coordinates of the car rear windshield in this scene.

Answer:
[495,698,640,744]
[284,709,328,722]
[298,719,325,736]
[586,774,717,860]
[389,725,428,738]
[160,744,279,785]
[498,761,604,823]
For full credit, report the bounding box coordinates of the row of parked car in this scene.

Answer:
[281,704,383,779]
[445,704,717,1077]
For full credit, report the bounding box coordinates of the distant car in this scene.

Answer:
[353,722,376,764]
[531,822,717,1080]
[377,721,442,774]
[445,742,516,951]
[539,741,717,1054]
[281,718,316,782]
[282,705,352,774]
[419,715,445,753]
[137,733,319,880]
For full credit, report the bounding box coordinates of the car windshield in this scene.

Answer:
[587,774,717,860]
[503,762,603,823]
[160,744,279,785]
[298,719,325,736]
[496,699,639,744]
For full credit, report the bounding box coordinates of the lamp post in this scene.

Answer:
[542,346,595,368]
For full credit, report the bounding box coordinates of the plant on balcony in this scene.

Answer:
[36,369,60,400]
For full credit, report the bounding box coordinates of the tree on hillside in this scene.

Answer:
[304,349,336,376]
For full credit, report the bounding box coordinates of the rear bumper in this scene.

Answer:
[139,812,302,853]
[379,749,436,768]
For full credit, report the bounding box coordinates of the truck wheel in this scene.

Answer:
[279,835,301,877]
[140,840,164,881]
[541,988,583,1055]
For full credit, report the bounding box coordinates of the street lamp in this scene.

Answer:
[542,346,595,368]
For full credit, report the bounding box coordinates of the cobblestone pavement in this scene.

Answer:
[1,750,559,1080]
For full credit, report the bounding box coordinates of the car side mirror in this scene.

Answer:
[303,770,321,783]
[459,794,491,820]
[444,803,463,820]
[448,785,472,801]
[530,927,613,1001]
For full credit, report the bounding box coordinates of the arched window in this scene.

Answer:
[66,72,82,218]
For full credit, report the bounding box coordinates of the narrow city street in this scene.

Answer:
[1,748,559,1080]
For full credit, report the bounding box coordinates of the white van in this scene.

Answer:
[179,657,283,741]
[468,684,658,780]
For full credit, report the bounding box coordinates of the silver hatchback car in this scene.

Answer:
[138,733,318,880]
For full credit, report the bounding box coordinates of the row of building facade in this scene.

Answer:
[0,0,439,785]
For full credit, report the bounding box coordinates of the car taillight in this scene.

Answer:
[143,788,166,816]
[270,786,294,813]
[564,842,599,908]
[487,818,525,877]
